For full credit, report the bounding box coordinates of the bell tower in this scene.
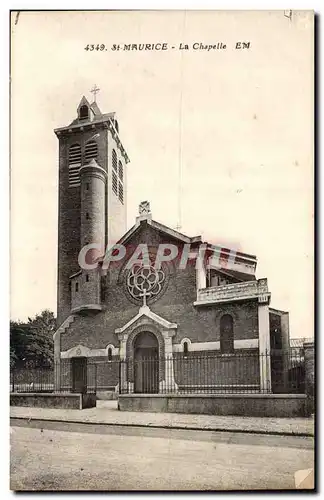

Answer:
[54,91,130,325]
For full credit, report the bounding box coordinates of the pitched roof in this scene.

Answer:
[118,218,201,246]
[99,216,257,277]
[90,101,102,116]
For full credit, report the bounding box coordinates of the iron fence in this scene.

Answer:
[10,360,97,394]
[119,349,305,395]
[10,366,54,393]
[10,348,305,396]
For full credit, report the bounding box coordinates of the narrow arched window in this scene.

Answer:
[79,105,89,120]
[114,119,119,133]
[85,140,98,163]
[220,314,234,354]
[68,143,81,188]
[183,342,189,355]
[107,347,112,362]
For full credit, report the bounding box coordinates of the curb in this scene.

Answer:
[10,416,314,438]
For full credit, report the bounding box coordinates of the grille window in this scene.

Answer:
[85,140,98,163]
[112,170,118,195]
[68,144,81,188]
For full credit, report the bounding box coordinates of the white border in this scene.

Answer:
[6,5,319,500]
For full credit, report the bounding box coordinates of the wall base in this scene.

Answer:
[96,391,118,400]
[10,392,96,410]
[118,393,309,418]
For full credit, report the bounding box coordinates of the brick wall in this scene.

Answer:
[57,124,129,324]
[57,138,81,325]
[107,129,127,247]
[57,127,108,325]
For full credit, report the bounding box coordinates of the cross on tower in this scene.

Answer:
[90,84,100,102]
[139,288,151,307]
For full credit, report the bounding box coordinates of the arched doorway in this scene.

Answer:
[134,331,159,394]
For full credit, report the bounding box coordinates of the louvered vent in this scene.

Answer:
[112,170,118,195]
[68,144,81,188]
[118,181,124,203]
[118,160,123,181]
[112,149,124,204]
[84,140,98,163]
[112,149,117,172]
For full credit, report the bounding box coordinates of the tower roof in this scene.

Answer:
[90,101,102,116]
[54,94,129,164]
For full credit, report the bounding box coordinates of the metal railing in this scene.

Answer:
[10,366,54,393]
[10,349,305,396]
[119,349,305,395]
[10,360,97,394]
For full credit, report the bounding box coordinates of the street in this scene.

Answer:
[10,422,314,491]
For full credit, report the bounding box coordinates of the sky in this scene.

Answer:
[10,10,313,338]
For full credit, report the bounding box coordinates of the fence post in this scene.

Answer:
[54,360,61,393]
[258,302,272,393]
[303,340,314,414]
[160,335,178,393]
[119,359,128,394]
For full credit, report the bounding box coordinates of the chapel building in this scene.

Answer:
[53,96,290,395]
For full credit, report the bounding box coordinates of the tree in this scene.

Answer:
[27,310,56,341]
[10,310,56,368]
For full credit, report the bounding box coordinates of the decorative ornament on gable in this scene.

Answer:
[136,200,152,223]
[139,200,150,215]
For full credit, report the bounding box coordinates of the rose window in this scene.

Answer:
[126,264,166,301]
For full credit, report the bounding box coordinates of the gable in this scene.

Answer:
[118,218,201,247]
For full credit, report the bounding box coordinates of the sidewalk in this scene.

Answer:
[10,401,314,436]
